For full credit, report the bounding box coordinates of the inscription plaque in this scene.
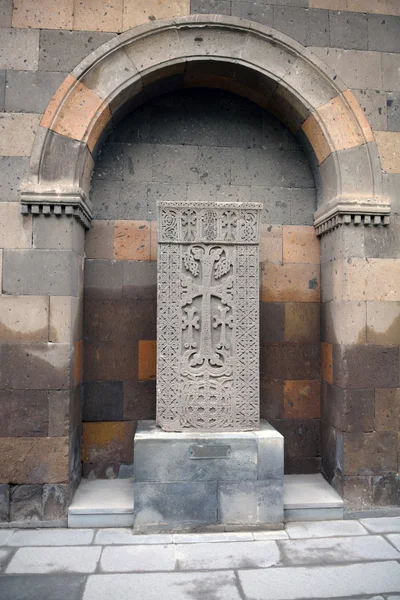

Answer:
[189,444,231,459]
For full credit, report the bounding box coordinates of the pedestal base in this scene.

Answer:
[133,420,284,533]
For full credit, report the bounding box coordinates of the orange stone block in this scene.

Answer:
[114,221,151,261]
[301,112,331,165]
[321,342,333,384]
[260,224,283,264]
[343,89,374,144]
[283,226,320,264]
[261,263,320,303]
[74,339,83,385]
[0,437,69,484]
[82,421,134,463]
[284,380,321,419]
[374,131,400,174]
[138,340,157,381]
[12,0,74,29]
[73,0,123,32]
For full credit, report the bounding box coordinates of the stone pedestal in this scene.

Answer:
[133,420,284,533]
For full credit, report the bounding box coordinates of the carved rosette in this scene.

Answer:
[156,201,262,432]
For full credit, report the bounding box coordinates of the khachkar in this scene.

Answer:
[133,200,284,533]
[156,200,261,432]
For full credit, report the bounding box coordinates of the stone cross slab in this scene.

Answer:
[156,200,263,432]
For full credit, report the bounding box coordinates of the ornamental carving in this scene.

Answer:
[156,201,262,432]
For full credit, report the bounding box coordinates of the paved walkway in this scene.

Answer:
[1,517,400,599]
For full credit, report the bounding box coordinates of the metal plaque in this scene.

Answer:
[189,444,231,459]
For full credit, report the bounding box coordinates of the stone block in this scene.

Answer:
[0,69,4,111]
[84,259,123,299]
[0,112,40,157]
[322,300,367,345]
[333,343,399,389]
[327,386,375,433]
[0,156,28,202]
[0,484,10,521]
[352,89,387,131]
[343,258,400,301]
[260,380,284,420]
[147,183,187,221]
[368,14,400,53]
[261,262,320,303]
[387,92,400,133]
[122,143,152,183]
[283,226,320,264]
[33,216,84,253]
[50,296,81,344]
[285,457,321,474]
[321,260,343,303]
[0,0,12,27]
[366,301,400,345]
[0,202,31,249]
[329,10,368,50]
[0,28,39,70]
[100,543,176,572]
[91,179,148,220]
[231,148,313,188]
[5,70,66,113]
[93,144,123,181]
[39,30,116,72]
[375,130,400,173]
[343,432,397,475]
[74,0,123,32]
[260,224,282,264]
[308,8,330,46]
[310,47,382,91]
[123,380,156,421]
[85,220,115,259]
[260,302,285,343]
[231,2,273,26]
[274,419,320,460]
[375,388,400,432]
[321,341,333,384]
[6,546,101,574]
[383,173,400,215]
[12,0,74,29]
[0,437,69,484]
[0,295,49,342]
[133,480,217,532]
[3,249,79,296]
[283,380,320,419]
[197,147,232,185]
[152,144,199,184]
[289,188,316,226]
[122,260,157,299]
[261,343,320,380]
[187,184,216,203]
[48,390,70,437]
[42,484,69,520]
[138,339,156,381]
[10,485,43,522]
[383,52,400,92]
[252,186,291,225]
[83,338,137,381]
[82,421,134,464]
[83,381,124,422]
[273,6,308,46]
[284,302,320,342]
[0,343,71,390]
[114,220,151,260]
[219,480,283,525]
[123,0,189,29]
[191,0,230,15]
[0,389,49,437]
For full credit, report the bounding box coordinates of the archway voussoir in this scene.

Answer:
[240,31,297,81]
[123,28,183,74]
[177,25,248,61]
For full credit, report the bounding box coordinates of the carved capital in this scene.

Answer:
[20,188,92,229]
[314,199,390,237]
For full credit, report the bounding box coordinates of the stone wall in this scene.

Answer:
[82,88,319,477]
[0,0,399,521]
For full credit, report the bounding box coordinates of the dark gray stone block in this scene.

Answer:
[147,183,187,220]
[0,0,12,27]
[308,9,330,47]
[218,480,283,525]
[92,143,124,181]
[251,186,291,225]
[3,249,79,296]
[368,14,400,53]
[152,145,200,184]
[122,143,152,183]
[231,2,273,27]
[119,182,149,220]
[5,71,65,113]
[387,92,400,132]
[197,146,232,185]
[330,10,368,51]
[10,485,43,522]
[42,483,69,520]
[364,215,400,259]
[39,30,116,72]
[0,156,28,202]
[134,480,218,532]
[289,188,317,225]
[122,261,157,299]
[0,575,86,600]
[33,215,84,253]
[352,89,387,131]
[383,173,400,216]
[231,148,313,188]
[273,6,308,46]
[0,484,10,522]
[191,0,231,15]
[91,179,148,220]
[83,381,124,421]
[84,259,123,299]
[0,69,5,111]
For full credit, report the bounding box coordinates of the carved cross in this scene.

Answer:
[182,306,199,349]
[213,305,234,350]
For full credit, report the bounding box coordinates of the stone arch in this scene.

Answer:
[20,14,390,233]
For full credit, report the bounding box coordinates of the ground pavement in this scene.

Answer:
[1,517,400,599]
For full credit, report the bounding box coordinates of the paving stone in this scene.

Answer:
[368,14,400,53]
[286,519,368,539]
[176,540,280,570]
[387,533,400,551]
[361,516,400,533]
[172,532,254,544]
[5,71,66,114]
[0,529,14,545]
[191,0,230,15]
[0,28,39,70]
[8,529,94,547]
[0,574,87,600]
[84,572,242,600]
[238,561,400,600]
[6,546,101,574]
[0,156,28,202]
[0,547,12,572]
[95,529,172,545]
[39,30,116,72]
[100,544,176,572]
[253,530,289,540]
[0,112,40,157]
[387,92,400,132]
[330,10,368,50]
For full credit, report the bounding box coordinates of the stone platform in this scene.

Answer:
[133,420,284,533]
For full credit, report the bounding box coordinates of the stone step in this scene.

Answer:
[68,474,343,528]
